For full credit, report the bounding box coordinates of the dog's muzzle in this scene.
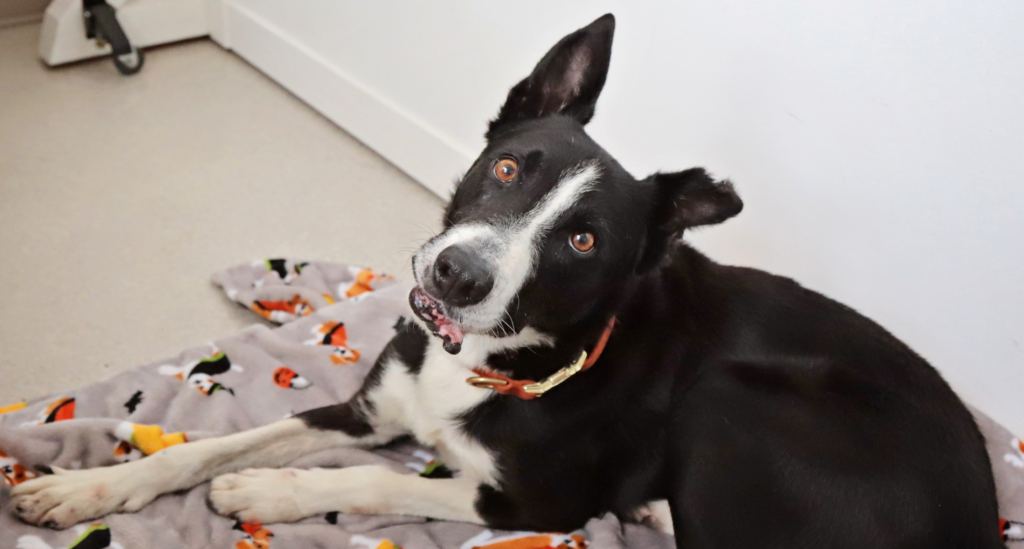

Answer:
[427,245,495,308]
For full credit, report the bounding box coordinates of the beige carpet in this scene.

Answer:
[0,24,443,406]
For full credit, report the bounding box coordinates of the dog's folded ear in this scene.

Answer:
[637,169,743,272]
[488,14,615,136]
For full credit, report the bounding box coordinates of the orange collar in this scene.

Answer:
[466,318,616,400]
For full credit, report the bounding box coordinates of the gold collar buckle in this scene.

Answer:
[464,315,614,400]
[521,351,587,396]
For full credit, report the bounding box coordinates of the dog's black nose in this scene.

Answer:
[431,245,494,307]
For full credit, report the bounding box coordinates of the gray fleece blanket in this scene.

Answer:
[0,259,1021,549]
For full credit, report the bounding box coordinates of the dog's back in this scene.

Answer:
[652,244,1003,548]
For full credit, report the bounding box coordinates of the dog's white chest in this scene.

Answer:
[374,327,554,485]
[411,347,496,479]
[375,337,497,484]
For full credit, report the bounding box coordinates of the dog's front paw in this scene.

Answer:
[10,466,154,529]
[209,468,308,524]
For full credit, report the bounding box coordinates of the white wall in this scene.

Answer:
[218,0,1024,434]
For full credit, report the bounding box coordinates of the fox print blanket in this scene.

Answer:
[0,260,1021,548]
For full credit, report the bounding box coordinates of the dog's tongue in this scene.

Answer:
[409,287,464,354]
[438,323,464,354]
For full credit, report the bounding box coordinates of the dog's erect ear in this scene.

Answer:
[488,14,615,136]
[637,168,743,272]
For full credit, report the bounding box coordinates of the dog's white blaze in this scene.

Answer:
[414,161,600,333]
[492,161,601,315]
[414,223,495,277]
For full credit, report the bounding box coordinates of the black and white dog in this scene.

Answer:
[11,14,1004,548]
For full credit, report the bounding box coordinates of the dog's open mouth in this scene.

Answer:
[409,286,465,355]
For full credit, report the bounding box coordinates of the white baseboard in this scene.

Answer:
[221,2,472,199]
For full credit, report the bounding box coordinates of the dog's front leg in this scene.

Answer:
[10,401,400,529]
[209,465,484,524]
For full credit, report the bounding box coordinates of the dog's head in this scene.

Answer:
[411,14,743,354]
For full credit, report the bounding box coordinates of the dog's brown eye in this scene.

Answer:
[494,158,518,182]
[570,232,595,253]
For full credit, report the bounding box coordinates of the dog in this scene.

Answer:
[10,14,1003,548]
